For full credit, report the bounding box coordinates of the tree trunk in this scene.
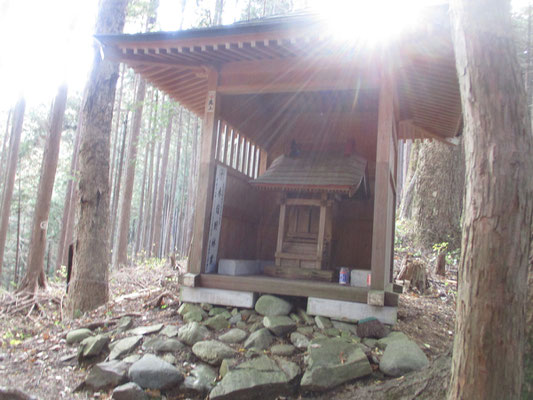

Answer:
[13,177,21,286]
[109,111,129,246]
[213,0,225,25]
[18,85,68,294]
[152,108,173,257]
[114,78,146,268]
[0,108,12,201]
[0,98,25,278]
[56,115,82,270]
[66,0,128,317]
[164,108,183,256]
[448,1,533,399]
[410,140,464,250]
[148,139,162,256]
[109,63,126,185]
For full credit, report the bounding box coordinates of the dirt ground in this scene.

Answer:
[0,259,457,400]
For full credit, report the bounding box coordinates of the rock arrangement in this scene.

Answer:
[68,295,429,399]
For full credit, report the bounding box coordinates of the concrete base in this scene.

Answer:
[180,286,257,309]
[218,259,261,276]
[307,297,397,325]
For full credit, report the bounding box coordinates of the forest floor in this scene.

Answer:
[0,256,457,400]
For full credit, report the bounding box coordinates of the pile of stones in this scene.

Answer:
[67,294,429,399]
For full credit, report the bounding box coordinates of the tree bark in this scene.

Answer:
[0,98,25,279]
[148,139,162,256]
[114,78,146,268]
[152,108,173,257]
[66,0,128,316]
[0,108,12,201]
[411,140,464,250]
[56,109,82,271]
[448,1,533,399]
[18,85,68,294]
[109,111,129,246]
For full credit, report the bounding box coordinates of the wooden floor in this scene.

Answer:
[198,273,398,307]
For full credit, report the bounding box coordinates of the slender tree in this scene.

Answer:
[56,114,82,269]
[114,79,146,268]
[0,98,25,279]
[152,107,173,257]
[66,0,128,316]
[448,1,533,398]
[18,84,68,294]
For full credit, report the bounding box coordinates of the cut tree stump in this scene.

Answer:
[436,252,446,276]
[397,257,428,294]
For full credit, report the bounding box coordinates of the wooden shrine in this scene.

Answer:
[97,3,463,321]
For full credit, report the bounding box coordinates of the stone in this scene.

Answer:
[201,302,213,311]
[112,382,147,400]
[231,308,239,315]
[243,328,274,350]
[236,321,248,330]
[209,307,231,318]
[128,354,183,390]
[78,334,109,359]
[297,309,314,325]
[229,313,242,325]
[220,358,239,378]
[184,310,206,323]
[116,316,134,332]
[245,348,263,358]
[270,344,296,356]
[122,354,142,364]
[219,329,248,344]
[289,313,302,324]
[379,339,429,377]
[277,358,300,381]
[66,328,92,345]
[363,338,378,348]
[300,337,372,391]
[162,353,178,365]
[356,317,387,339]
[178,302,204,316]
[255,295,292,316]
[181,364,217,394]
[331,320,359,336]
[296,326,314,336]
[85,360,129,390]
[376,331,410,350]
[307,297,397,325]
[109,336,142,360]
[263,316,297,337]
[204,314,231,331]
[248,321,263,333]
[178,322,210,346]
[325,328,341,337]
[314,316,333,330]
[192,340,236,365]
[240,309,255,320]
[210,356,294,400]
[160,325,179,337]
[290,332,310,350]
[142,337,184,353]
[237,355,279,371]
[128,324,163,336]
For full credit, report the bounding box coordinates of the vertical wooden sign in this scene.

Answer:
[205,164,227,273]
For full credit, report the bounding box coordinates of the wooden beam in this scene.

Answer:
[370,71,396,293]
[188,68,219,275]
[399,120,459,145]
[198,273,399,306]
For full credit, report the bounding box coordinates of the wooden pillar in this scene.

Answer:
[259,149,268,175]
[188,68,220,278]
[275,196,286,267]
[370,72,397,303]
